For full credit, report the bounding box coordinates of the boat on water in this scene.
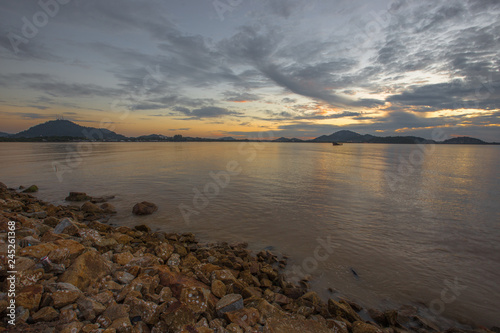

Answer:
[332,142,343,146]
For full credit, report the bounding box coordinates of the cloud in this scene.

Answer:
[223,91,261,102]
[174,106,243,120]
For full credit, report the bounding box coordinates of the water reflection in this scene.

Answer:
[1,142,499,326]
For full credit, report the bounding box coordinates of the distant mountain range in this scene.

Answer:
[10,120,127,141]
[0,120,496,144]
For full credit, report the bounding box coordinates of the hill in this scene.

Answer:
[313,130,375,143]
[274,137,304,142]
[367,136,435,144]
[12,120,127,141]
[442,136,486,144]
[0,132,10,138]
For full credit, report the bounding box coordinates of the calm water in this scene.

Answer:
[1,142,499,327]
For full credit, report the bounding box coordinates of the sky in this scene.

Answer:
[0,0,499,141]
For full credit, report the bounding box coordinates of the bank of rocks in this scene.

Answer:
[0,182,496,333]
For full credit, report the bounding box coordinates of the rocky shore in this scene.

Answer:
[0,182,497,333]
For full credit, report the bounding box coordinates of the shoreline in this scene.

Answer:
[0,182,497,333]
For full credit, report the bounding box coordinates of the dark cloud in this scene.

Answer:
[174,106,243,120]
[223,91,261,102]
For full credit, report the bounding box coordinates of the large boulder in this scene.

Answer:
[59,250,111,291]
[132,201,158,215]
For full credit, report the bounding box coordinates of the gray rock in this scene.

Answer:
[216,294,243,317]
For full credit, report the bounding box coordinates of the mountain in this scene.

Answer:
[0,132,10,137]
[13,120,127,141]
[274,137,304,142]
[134,134,168,141]
[367,136,435,144]
[313,130,375,143]
[219,137,236,141]
[442,136,486,144]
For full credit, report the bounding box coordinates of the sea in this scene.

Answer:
[1,142,499,327]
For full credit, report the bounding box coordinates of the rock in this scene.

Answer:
[368,308,387,327]
[264,316,333,333]
[132,201,158,215]
[77,296,106,321]
[23,185,39,193]
[114,271,135,284]
[32,306,59,322]
[125,296,161,325]
[59,250,111,291]
[100,202,117,214]
[25,211,47,219]
[211,279,227,298]
[225,308,260,328]
[102,303,131,321]
[180,286,211,314]
[81,201,104,214]
[274,293,291,305]
[88,220,113,232]
[17,284,44,311]
[52,239,86,259]
[52,290,82,308]
[19,242,57,259]
[328,299,362,322]
[155,242,175,261]
[91,195,115,203]
[53,218,80,236]
[161,302,198,331]
[65,192,91,202]
[352,321,383,333]
[216,294,244,317]
[114,252,134,265]
[168,253,181,266]
[135,224,152,233]
[110,316,133,332]
[283,287,306,299]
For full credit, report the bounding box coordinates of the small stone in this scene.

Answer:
[216,294,244,317]
[132,201,158,215]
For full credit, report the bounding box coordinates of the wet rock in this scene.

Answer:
[100,202,117,214]
[264,316,333,333]
[65,192,91,202]
[81,201,104,214]
[23,185,39,193]
[132,201,158,215]
[24,211,47,219]
[180,286,211,314]
[91,195,115,203]
[88,220,113,232]
[352,320,383,333]
[216,294,244,317]
[59,250,111,291]
[53,218,80,236]
[328,299,362,322]
[135,224,152,233]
